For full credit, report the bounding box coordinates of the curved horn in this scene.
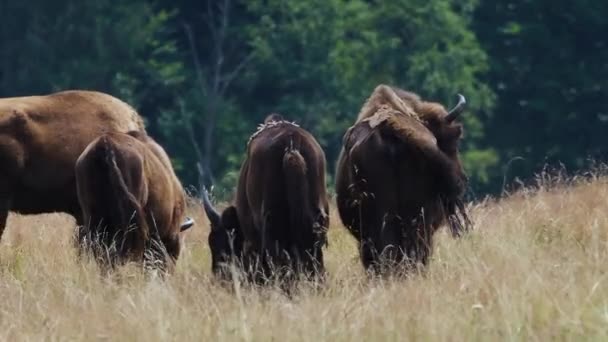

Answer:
[201,187,221,229]
[446,94,466,122]
[180,217,195,232]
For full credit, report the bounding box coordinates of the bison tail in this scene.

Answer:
[101,138,149,253]
[282,147,310,252]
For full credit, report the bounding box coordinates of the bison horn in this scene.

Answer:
[201,187,221,229]
[446,94,466,122]
[180,217,195,232]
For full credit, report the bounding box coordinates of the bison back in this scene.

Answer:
[1,90,146,214]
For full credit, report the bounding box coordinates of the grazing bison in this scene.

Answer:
[335,85,471,275]
[0,90,145,240]
[75,131,194,270]
[203,114,330,282]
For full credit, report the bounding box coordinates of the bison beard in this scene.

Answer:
[336,85,471,276]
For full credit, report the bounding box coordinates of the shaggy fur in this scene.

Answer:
[336,84,471,276]
[356,85,420,123]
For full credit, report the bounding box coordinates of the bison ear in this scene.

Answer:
[221,206,239,230]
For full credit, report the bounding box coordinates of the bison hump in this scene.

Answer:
[363,106,437,149]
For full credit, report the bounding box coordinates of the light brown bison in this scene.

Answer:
[0,90,146,240]
[203,114,329,283]
[335,85,471,275]
[75,131,193,270]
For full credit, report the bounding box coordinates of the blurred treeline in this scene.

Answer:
[1,0,606,198]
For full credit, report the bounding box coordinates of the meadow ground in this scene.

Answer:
[1,174,608,341]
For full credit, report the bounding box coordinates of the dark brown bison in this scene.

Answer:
[335,85,471,275]
[75,131,194,270]
[202,114,330,282]
[0,90,146,240]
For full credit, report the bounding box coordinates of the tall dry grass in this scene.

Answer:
[1,175,608,340]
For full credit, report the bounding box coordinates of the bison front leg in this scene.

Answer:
[307,210,329,280]
[360,239,380,274]
[0,177,14,242]
[0,198,10,242]
[378,213,406,272]
[259,209,281,281]
[401,215,433,271]
[0,140,23,242]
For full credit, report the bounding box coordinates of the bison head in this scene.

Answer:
[422,94,466,158]
[423,94,471,236]
[201,189,241,277]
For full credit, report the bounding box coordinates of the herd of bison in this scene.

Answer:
[0,84,471,284]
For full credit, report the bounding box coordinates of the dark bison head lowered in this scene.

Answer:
[203,114,330,283]
[75,131,194,271]
[335,85,471,276]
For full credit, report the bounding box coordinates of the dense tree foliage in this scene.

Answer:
[0,0,604,198]
[475,1,608,192]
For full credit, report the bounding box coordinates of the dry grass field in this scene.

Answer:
[1,174,608,341]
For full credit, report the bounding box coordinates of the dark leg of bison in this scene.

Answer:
[314,248,326,281]
[294,242,325,283]
[357,204,386,276]
[360,239,379,273]
[337,172,380,274]
[361,220,402,277]
[78,215,108,264]
[156,234,181,273]
[341,190,384,275]
[0,177,14,242]
[162,234,181,263]
[401,223,433,272]
[143,225,181,274]
[260,208,293,283]
[71,211,87,258]
[0,198,10,241]
[257,209,274,282]
[378,212,406,274]
[308,209,329,281]
[355,191,401,276]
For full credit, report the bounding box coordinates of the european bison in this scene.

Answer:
[0,90,145,240]
[203,114,329,283]
[75,131,193,270]
[335,85,471,275]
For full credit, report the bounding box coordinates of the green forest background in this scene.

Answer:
[1,0,606,199]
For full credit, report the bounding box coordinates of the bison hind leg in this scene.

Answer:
[142,231,180,275]
[76,218,118,269]
[400,226,433,274]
